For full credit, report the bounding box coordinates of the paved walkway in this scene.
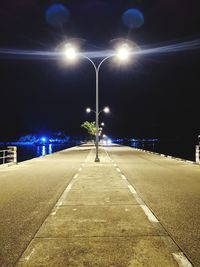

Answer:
[16,146,190,267]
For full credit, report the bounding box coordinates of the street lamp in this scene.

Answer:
[86,107,91,113]
[64,42,131,162]
[85,106,110,115]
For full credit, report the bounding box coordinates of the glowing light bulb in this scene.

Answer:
[103,107,110,113]
[64,44,77,60]
[86,107,91,113]
[116,43,130,60]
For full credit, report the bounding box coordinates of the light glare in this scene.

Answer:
[86,107,91,113]
[64,44,77,60]
[116,43,130,60]
[103,107,110,113]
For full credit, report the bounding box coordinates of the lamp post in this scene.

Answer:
[64,42,131,162]
[83,56,112,162]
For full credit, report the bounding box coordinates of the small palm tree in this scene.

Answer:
[81,121,96,137]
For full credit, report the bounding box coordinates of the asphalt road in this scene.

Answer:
[0,146,89,266]
[106,145,200,267]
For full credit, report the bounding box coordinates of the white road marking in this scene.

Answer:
[57,201,63,206]
[140,205,159,223]
[128,184,137,194]
[134,195,144,205]
[116,168,121,173]
[24,248,35,261]
[113,163,117,167]
[67,184,72,190]
[78,167,82,172]
[121,174,127,180]
[172,252,193,267]
[51,205,60,216]
[73,173,78,179]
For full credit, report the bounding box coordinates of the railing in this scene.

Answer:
[0,146,17,165]
[196,145,200,164]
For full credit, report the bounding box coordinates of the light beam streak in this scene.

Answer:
[0,38,200,60]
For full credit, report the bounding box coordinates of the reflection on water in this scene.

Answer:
[115,139,196,162]
[130,140,156,150]
[12,143,77,163]
[36,144,53,157]
[49,144,52,154]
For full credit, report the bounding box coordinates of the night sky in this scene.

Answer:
[0,0,200,141]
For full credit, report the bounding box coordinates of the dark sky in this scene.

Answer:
[0,0,200,140]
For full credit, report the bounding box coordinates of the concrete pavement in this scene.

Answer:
[107,145,200,267]
[16,146,189,267]
[0,146,88,266]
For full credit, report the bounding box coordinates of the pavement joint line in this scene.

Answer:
[56,204,139,207]
[172,252,193,267]
[34,234,170,240]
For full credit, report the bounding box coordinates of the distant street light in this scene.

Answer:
[64,42,132,162]
[86,107,110,115]
[86,108,108,144]
[103,107,110,114]
[86,107,91,113]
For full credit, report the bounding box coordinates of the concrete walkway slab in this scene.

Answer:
[17,237,179,267]
[71,178,128,189]
[58,189,138,206]
[36,205,160,238]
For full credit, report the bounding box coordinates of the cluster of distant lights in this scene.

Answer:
[86,106,110,114]
[102,138,112,145]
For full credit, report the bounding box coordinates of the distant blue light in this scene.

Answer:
[122,9,144,29]
[41,137,47,143]
[107,139,112,145]
[45,4,70,28]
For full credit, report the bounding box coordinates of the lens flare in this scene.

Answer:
[122,9,144,29]
[45,4,70,28]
